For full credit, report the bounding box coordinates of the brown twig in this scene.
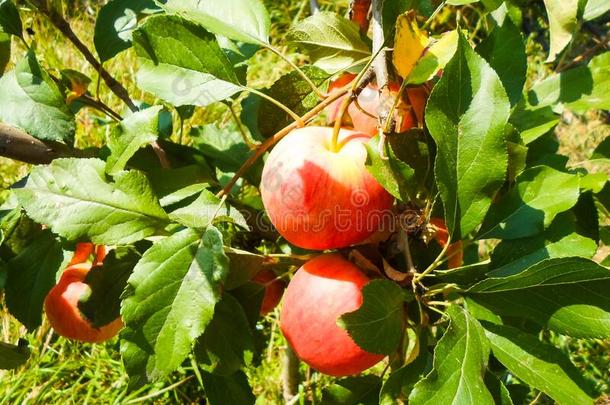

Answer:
[0,123,86,164]
[32,0,138,113]
[216,86,350,197]
[32,1,171,168]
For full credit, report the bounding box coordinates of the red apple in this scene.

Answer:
[325,73,424,136]
[68,243,107,266]
[429,218,463,269]
[253,270,286,315]
[260,126,394,250]
[44,262,122,343]
[280,254,384,376]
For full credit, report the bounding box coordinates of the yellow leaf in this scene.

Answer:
[392,11,429,79]
[408,30,459,85]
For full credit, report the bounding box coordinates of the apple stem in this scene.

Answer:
[265,45,326,99]
[228,104,259,150]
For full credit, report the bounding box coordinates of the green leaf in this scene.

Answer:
[478,166,580,240]
[487,215,597,277]
[78,246,141,328]
[169,189,247,229]
[584,0,610,20]
[509,102,559,145]
[165,0,270,44]
[484,373,514,405]
[338,279,405,355]
[257,66,329,137]
[0,0,22,38]
[321,375,382,405]
[543,0,579,61]
[147,165,213,207]
[468,257,610,338]
[0,51,75,143]
[526,52,610,113]
[365,136,415,201]
[16,158,168,245]
[287,12,371,73]
[483,323,594,405]
[5,230,63,330]
[409,306,493,405]
[94,0,160,62]
[201,370,255,405]
[380,349,431,404]
[121,226,229,387]
[0,339,29,370]
[426,32,510,239]
[195,293,255,376]
[106,106,162,175]
[190,123,263,185]
[475,18,526,106]
[133,15,241,107]
[0,31,9,76]
[383,0,435,42]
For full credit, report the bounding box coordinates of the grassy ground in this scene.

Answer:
[0,0,608,403]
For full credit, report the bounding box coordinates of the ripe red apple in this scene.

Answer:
[68,243,107,266]
[326,73,425,136]
[429,218,463,269]
[280,254,384,376]
[253,270,286,315]
[44,261,122,343]
[260,126,394,250]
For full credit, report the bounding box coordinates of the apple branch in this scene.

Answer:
[371,0,394,159]
[31,0,138,113]
[31,0,170,168]
[0,123,86,164]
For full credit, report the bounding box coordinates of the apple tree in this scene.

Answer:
[0,0,609,403]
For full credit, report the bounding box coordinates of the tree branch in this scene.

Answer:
[0,123,84,164]
[32,1,138,113]
[372,0,391,131]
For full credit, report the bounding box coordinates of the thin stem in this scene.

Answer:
[413,235,452,283]
[423,1,446,30]
[243,86,304,125]
[216,85,350,197]
[400,229,416,274]
[151,141,171,169]
[79,94,123,121]
[32,0,138,112]
[229,103,258,149]
[266,45,325,99]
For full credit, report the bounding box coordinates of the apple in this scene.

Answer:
[429,218,463,269]
[44,261,122,343]
[260,126,394,250]
[280,254,384,376]
[68,243,107,266]
[253,270,286,315]
[326,73,427,136]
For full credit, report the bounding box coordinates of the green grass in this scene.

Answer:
[0,0,609,403]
